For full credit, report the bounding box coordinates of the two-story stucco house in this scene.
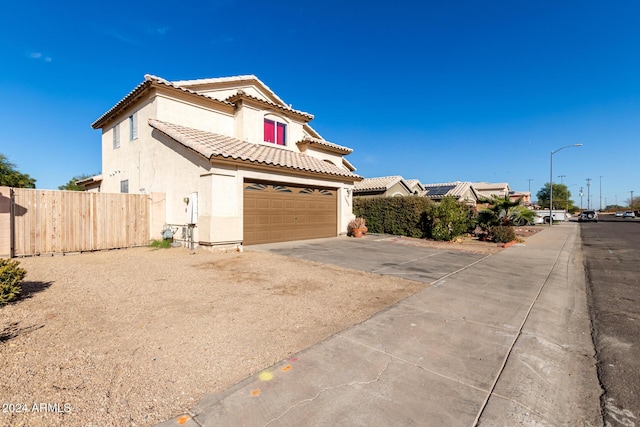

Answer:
[91,74,361,246]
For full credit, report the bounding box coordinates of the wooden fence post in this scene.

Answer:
[0,186,11,258]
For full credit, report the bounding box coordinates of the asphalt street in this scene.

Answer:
[580,215,640,426]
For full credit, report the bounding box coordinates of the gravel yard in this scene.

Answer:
[1,245,426,426]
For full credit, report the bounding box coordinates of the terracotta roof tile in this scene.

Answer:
[148,119,361,181]
[226,91,314,121]
[92,75,232,129]
[354,176,404,192]
[297,135,353,155]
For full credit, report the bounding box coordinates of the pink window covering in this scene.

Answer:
[276,122,286,145]
[264,119,275,143]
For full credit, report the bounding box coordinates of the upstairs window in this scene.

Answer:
[112,124,120,149]
[129,112,138,141]
[120,179,129,193]
[264,119,286,145]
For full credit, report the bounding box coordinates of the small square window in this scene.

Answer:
[129,112,138,141]
[120,179,129,193]
[113,124,120,149]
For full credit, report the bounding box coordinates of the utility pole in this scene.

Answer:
[558,175,566,184]
[599,176,603,211]
[586,178,591,210]
[580,187,584,210]
[528,178,534,197]
[631,191,635,209]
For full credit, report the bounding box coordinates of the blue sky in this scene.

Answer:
[1,1,638,208]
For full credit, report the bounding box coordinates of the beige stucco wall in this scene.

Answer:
[385,182,412,197]
[155,90,235,136]
[301,147,346,170]
[0,187,11,257]
[100,95,213,243]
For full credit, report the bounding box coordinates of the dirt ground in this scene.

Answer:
[1,245,428,426]
[0,228,541,426]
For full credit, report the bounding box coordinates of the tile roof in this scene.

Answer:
[171,75,288,106]
[422,181,478,200]
[472,182,509,190]
[405,179,425,191]
[354,176,405,192]
[342,157,357,172]
[148,119,361,181]
[92,74,232,129]
[225,90,313,121]
[297,135,353,155]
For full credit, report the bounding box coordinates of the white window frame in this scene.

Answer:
[129,112,138,141]
[113,124,120,149]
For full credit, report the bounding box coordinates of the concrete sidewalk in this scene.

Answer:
[158,224,602,426]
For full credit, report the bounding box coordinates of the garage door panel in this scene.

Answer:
[244,181,337,245]
[256,199,270,209]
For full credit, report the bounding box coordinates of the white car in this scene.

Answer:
[623,211,636,218]
[615,211,624,217]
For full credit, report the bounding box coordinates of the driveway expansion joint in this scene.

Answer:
[337,335,488,394]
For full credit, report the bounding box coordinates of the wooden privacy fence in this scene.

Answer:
[0,187,165,257]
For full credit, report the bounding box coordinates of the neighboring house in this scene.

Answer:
[354,176,414,198]
[422,181,479,206]
[91,74,361,246]
[473,182,511,200]
[405,179,425,195]
[75,174,102,192]
[509,191,531,204]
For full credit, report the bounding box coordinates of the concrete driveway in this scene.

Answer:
[159,225,602,427]
[249,235,490,284]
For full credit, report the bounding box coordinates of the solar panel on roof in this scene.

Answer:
[425,185,456,196]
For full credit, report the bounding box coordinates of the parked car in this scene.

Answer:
[623,211,636,218]
[578,210,598,222]
[615,211,624,217]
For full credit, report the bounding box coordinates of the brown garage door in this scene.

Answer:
[243,181,338,245]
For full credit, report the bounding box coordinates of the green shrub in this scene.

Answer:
[491,225,516,243]
[0,259,26,306]
[354,195,477,241]
[423,196,477,241]
[354,196,433,237]
[149,239,171,249]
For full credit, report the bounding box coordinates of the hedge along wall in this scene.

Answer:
[353,196,433,238]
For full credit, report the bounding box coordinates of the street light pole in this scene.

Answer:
[587,178,591,210]
[599,176,603,211]
[550,144,583,226]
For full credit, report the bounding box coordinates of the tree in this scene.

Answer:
[58,174,94,191]
[626,198,640,210]
[0,153,36,188]
[478,195,536,227]
[536,183,576,210]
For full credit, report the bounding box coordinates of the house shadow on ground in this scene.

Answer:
[1,281,52,343]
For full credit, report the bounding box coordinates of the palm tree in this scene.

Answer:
[480,195,535,226]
